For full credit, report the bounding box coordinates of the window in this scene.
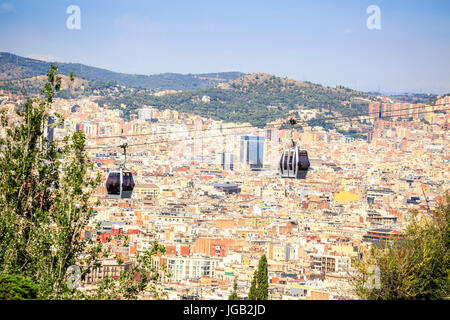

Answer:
[289,151,294,170]
[122,171,135,191]
[106,172,120,195]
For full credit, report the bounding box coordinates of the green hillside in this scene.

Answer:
[96,73,373,128]
[0,53,374,129]
[0,52,244,90]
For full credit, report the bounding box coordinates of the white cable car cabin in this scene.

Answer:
[105,168,135,199]
[279,146,310,179]
[105,143,135,199]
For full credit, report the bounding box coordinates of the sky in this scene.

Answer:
[0,0,449,94]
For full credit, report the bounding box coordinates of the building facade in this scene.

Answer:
[240,135,265,169]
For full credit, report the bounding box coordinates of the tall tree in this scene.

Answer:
[0,64,99,297]
[0,65,167,299]
[352,192,450,300]
[256,254,269,300]
[228,276,240,300]
[248,270,258,300]
[247,254,269,300]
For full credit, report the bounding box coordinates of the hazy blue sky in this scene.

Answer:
[1,0,449,94]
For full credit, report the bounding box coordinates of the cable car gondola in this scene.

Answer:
[106,143,135,199]
[279,119,310,179]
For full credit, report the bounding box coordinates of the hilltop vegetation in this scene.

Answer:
[0,52,374,129]
[384,93,439,105]
[0,74,90,97]
[0,74,122,99]
[96,73,372,128]
[0,52,244,90]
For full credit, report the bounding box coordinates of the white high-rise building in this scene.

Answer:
[138,107,153,121]
[216,152,234,171]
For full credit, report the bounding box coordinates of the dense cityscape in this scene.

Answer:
[0,2,449,307]
[1,86,447,300]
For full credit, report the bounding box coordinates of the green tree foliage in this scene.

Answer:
[89,241,168,300]
[0,274,40,300]
[0,64,98,298]
[248,270,258,300]
[248,254,269,300]
[228,276,241,300]
[352,192,450,300]
[96,75,370,128]
[0,65,168,299]
[256,254,269,300]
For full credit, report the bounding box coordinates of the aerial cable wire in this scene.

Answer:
[59,106,448,150]
[73,104,438,141]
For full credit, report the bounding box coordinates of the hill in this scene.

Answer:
[0,52,375,129]
[0,52,245,91]
[0,74,89,96]
[96,73,373,128]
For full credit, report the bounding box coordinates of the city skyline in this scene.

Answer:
[0,1,449,302]
[0,0,449,94]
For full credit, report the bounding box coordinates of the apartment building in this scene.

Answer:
[134,183,160,200]
[84,259,132,284]
[310,254,351,274]
[166,256,221,282]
